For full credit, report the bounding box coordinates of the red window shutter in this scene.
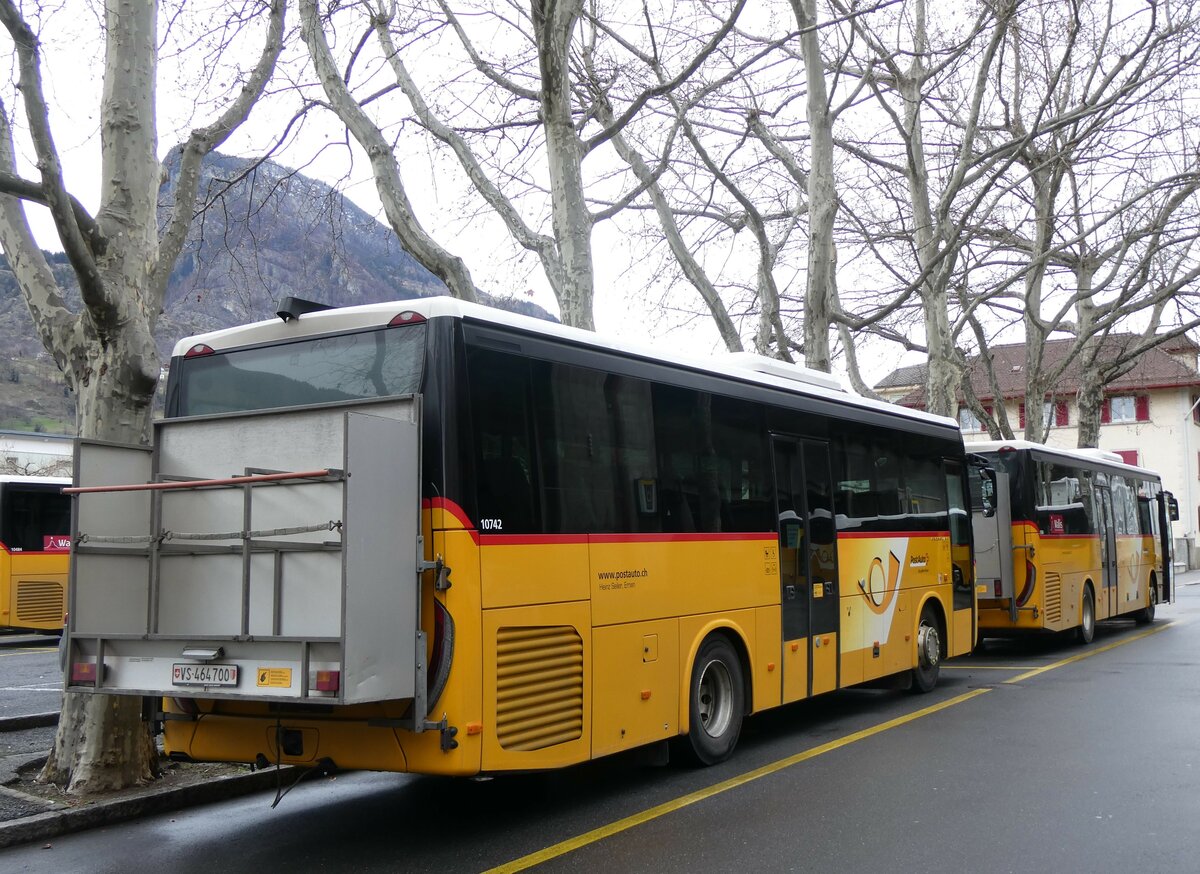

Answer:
[1135,395,1149,422]
[1055,401,1068,427]
[1018,402,1026,428]
[1101,399,1112,424]
[1116,450,1139,466]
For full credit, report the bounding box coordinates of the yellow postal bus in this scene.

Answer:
[65,297,976,774]
[0,475,71,633]
[971,440,1175,645]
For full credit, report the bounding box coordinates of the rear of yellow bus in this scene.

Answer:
[0,478,71,633]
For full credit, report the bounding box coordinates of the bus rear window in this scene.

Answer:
[0,484,70,553]
[172,324,426,416]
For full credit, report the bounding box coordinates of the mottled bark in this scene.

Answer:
[789,0,835,372]
[0,0,284,793]
[1075,374,1104,448]
[532,0,594,329]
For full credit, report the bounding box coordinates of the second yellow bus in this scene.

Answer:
[971,440,1175,644]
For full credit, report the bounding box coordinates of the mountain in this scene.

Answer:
[0,150,554,433]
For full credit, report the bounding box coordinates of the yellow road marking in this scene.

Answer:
[485,688,991,874]
[0,648,57,658]
[942,664,1037,670]
[487,619,1176,873]
[1004,622,1171,683]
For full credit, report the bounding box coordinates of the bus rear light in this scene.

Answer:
[388,311,426,326]
[427,599,455,707]
[1016,559,1036,607]
[71,662,98,684]
[185,343,215,358]
[313,670,340,692]
[994,580,1002,597]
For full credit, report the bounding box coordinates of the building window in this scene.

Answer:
[1017,400,1068,430]
[1115,450,1140,466]
[955,405,984,434]
[1102,395,1149,424]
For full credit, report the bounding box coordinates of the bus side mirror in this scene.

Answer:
[980,469,997,518]
[1168,493,1180,522]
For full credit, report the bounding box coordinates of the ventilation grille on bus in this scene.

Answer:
[496,625,584,752]
[1043,571,1062,624]
[15,580,65,624]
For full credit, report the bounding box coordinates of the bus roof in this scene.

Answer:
[170,297,959,433]
[969,439,1161,481]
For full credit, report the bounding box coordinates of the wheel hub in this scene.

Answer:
[918,623,940,669]
[698,659,733,738]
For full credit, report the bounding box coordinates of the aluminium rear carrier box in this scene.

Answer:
[63,399,427,711]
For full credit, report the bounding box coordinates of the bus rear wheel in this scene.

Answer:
[1134,585,1157,625]
[1076,587,1096,644]
[910,604,942,693]
[683,635,745,766]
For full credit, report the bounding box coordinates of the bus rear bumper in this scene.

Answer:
[161,701,481,777]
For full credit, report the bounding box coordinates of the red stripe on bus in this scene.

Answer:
[424,497,474,531]
[480,534,590,546]
[479,532,774,546]
[591,532,773,544]
[837,530,949,539]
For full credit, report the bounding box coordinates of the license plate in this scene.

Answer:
[172,663,239,687]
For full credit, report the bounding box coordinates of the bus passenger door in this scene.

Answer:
[1096,484,1118,618]
[971,468,1015,619]
[773,437,840,702]
[1157,491,1177,604]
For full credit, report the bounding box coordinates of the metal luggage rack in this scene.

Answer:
[69,466,346,639]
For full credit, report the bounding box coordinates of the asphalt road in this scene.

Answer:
[0,633,61,722]
[1,587,1198,872]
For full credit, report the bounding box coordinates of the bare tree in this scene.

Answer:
[297,0,746,330]
[967,0,1200,444]
[298,0,479,304]
[830,0,1019,417]
[0,0,285,793]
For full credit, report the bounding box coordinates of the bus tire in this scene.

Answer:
[910,604,942,693]
[1076,586,1096,644]
[1133,584,1157,625]
[683,635,745,766]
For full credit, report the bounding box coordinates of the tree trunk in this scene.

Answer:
[35,0,163,795]
[41,328,161,792]
[1075,375,1104,448]
[791,0,835,372]
[534,0,595,330]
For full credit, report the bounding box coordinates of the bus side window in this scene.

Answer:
[466,347,540,534]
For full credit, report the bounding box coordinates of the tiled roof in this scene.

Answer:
[873,363,927,390]
[875,334,1200,407]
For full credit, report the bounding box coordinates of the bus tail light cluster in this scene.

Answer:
[427,599,455,708]
[71,662,99,684]
[1015,558,1036,607]
[312,670,341,692]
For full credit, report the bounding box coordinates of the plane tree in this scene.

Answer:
[0,0,286,793]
